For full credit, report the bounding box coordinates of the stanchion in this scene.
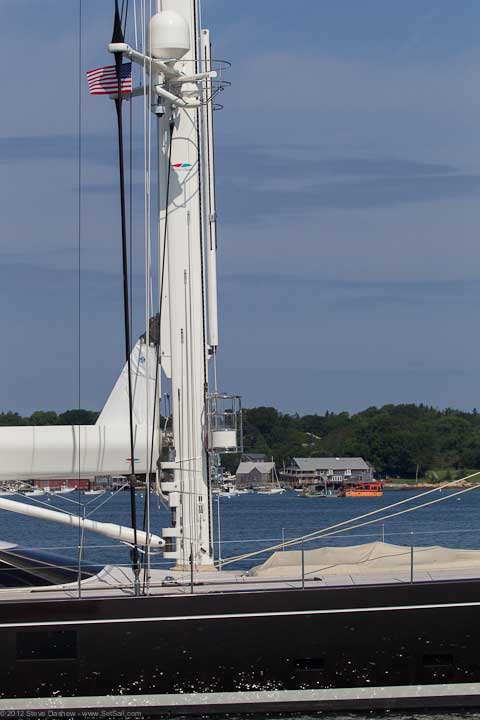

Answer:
[190,544,194,594]
[301,541,305,589]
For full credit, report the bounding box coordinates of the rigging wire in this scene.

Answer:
[220,470,480,568]
[144,0,154,585]
[140,0,152,587]
[156,118,175,469]
[86,482,130,518]
[141,118,176,572]
[142,115,175,581]
[145,121,176,539]
[111,0,141,595]
[300,483,480,578]
[122,0,130,34]
[140,0,145,53]
[129,99,133,336]
[76,0,84,598]
[133,0,139,49]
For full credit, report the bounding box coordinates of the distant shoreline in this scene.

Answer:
[383,481,476,490]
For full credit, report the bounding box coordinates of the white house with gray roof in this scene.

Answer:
[280,457,373,489]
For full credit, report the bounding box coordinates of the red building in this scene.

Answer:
[31,478,90,491]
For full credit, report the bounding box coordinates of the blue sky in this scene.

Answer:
[1,1,480,415]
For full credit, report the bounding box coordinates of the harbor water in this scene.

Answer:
[0,486,479,573]
[1,488,479,719]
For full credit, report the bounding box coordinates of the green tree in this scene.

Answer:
[58,409,98,425]
[28,411,59,426]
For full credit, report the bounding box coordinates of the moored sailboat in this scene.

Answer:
[1,2,480,716]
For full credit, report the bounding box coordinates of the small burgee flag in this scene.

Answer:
[86,63,132,96]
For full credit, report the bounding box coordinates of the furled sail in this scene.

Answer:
[0,337,160,481]
[97,338,157,425]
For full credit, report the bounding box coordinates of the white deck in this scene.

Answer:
[1,563,479,603]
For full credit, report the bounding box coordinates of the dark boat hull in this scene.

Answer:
[1,578,480,715]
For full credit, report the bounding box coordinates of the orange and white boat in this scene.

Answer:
[342,481,383,497]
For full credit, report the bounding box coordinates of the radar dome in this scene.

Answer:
[149,11,190,61]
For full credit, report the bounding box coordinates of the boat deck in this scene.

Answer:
[1,564,480,602]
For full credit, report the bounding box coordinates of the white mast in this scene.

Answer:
[201,28,219,352]
[151,0,211,569]
[110,0,241,571]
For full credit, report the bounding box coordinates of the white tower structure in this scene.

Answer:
[109,0,241,569]
[155,0,211,569]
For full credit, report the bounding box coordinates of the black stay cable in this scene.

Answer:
[111,0,140,594]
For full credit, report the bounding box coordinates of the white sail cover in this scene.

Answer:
[251,541,480,578]
[0,339,160,480]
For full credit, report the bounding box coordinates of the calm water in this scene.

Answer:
[2,489,480,718]
[1,486,479,572]
[214,487,480,570]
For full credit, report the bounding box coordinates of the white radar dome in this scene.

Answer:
[149,11,190,61]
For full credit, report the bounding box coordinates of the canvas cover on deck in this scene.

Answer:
[250,541,480,578]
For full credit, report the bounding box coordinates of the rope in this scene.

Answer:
[220,471,480,568]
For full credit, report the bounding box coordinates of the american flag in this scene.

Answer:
[86,62,132,96]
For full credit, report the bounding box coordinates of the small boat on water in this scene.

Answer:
[301,490,339,498]
[0,485,18,497]
[299,476,339,498]
[342,481,383,497]
[215,482,242,497]
[0,2,478,715]
[256,487,285,495]
[53,487,75,495]
[23,489,45,497]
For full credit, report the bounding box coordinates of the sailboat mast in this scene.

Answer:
[154,0,212,569]
[109,0,241,570]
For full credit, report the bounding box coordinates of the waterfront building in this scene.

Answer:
[32,478,89,491]
[242,452,268,463]
[280,457,374,490]
[236,461,276,489]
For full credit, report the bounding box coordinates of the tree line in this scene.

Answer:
[0,410,99,427]
[3,403,480,479]
[236,404,480,479]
